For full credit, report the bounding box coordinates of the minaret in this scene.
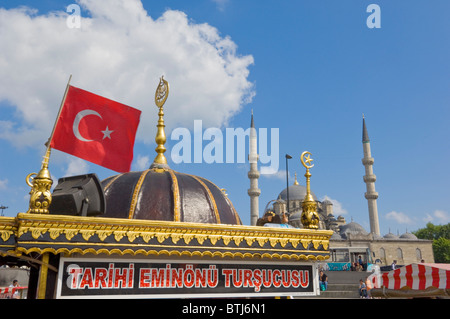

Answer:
[248,110,261,226]
[362,115,380,235]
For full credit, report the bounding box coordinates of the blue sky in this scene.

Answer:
[0,0,449,236]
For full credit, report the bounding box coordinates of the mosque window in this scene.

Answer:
[397,248,403,260]
[416,248,422,261]
[379,248,386,263]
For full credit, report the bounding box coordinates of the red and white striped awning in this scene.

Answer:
[370,263,450,290]
[0,286,27,294]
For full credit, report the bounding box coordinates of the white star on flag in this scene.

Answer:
[101,126,114,140]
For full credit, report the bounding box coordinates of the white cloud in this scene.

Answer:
[212,0,229,11]
[134,154,150,171]
[423,210,450,225]
[321,195,348,216]
[0,179,8,190]
[385,211,413,224]
[64,158,90,176]
[0,0,254,149]
[261,170,292,181]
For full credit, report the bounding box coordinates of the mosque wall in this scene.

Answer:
[368,240,434,266]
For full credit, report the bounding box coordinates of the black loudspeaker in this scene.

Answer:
[49,174,105,216]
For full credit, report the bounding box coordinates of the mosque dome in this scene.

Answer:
[383,232,399,240]
[101,168,242,225]
[278,184,318,202]
[330,232,343,240]
[339,221,368,238]
[400,232,418,240]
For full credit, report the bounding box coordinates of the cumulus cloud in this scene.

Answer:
[134,154,150,171]
[64,157,90,176]
[0,0,254,149]
[385,211,413,224]
[0,179,8,190]
[261,169,291,181]
[423,210,450,224]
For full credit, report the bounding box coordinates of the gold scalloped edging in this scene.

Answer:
[9,213,332,260]
[17,226,330,251]
[0,217,16,242]
[15,246,330,261]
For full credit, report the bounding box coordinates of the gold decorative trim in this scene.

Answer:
[168,169,181,222]
[16,245,330,261]
[128,169,151,219]
[12,213,332,261]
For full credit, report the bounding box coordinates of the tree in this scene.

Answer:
[433,237,450,263]
[413,223,450,263]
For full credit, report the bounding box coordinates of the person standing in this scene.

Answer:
[358,279,367,298]
[319,270,328,291]
[9,280,20,299]
[391,260,397,270]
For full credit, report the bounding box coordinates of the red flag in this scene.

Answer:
[50,85,141,172]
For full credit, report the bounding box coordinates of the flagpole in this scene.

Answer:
[42,74,72,169]
[26,74,72,214]
[46,74,72,148]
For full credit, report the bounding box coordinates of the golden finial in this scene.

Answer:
[300,151,320,229]
[151,76,170,169]
[26,146,53,214]
[294,172,299,185]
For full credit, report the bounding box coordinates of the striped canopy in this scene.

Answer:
[370,263,450,290]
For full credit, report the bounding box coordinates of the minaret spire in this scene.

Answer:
[248,110,261,226]
[361,115,380,235]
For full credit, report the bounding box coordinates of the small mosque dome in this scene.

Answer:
[330,232,343,240]
[383,232,399,240]
[322,199,333,206]
[400,232,418,240]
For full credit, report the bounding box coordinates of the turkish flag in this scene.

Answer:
[50,85,141,172]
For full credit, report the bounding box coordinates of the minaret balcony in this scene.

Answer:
[248,170,260,179]
[364,192,379,200]
[363,174,377,183]
[362,157,374,165]
[248,188,261,196]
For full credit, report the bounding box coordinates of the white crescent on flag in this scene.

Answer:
[72,109,102,142]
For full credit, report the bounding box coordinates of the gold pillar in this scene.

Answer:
[37,253,50,299]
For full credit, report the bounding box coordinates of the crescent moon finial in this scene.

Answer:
[300,151,314,169]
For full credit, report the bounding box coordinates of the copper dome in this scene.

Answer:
[101,168,242,225]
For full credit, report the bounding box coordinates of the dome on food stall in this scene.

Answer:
[101,169,241,225]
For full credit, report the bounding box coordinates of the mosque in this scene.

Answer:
[249,115,434,269]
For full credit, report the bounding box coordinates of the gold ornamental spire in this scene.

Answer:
[300,151,320,229]
[293,172,299,185]
[25,147,53,214]
[151,76,170,170]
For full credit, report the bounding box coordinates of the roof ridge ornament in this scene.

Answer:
[151,76,170,170]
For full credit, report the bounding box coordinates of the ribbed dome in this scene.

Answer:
[101,168,242,225]
[400,232,418,240]
[278,184,318,202]
[339,221,368,238]
[383,232,399,239]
